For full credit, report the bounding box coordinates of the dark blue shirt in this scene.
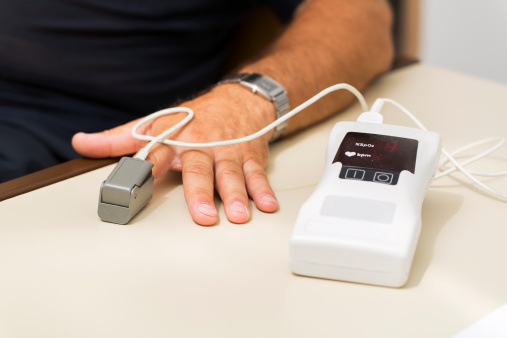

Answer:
[0,0,302,175]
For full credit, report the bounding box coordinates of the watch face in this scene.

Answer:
[333,132,419,185]
[241,73,282,97]
[255,77,278,93]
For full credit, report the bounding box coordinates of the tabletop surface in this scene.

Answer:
[1,64,506,338]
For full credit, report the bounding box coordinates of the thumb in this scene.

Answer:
[72,119,147,158]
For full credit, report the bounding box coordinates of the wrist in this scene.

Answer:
[217,73,290,142]
[211,82,277,139]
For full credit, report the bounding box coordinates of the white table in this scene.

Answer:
[1,64,506,337]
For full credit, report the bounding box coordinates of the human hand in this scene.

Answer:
[72,84,279,225]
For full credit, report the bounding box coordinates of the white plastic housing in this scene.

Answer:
[288,121,442,287]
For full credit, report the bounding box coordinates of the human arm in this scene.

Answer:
[72,0,394,226]
[239,0,394,134]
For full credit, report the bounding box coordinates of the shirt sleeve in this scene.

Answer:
[257,0,304,23]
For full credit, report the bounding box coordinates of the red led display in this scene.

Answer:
[333,132,418,173]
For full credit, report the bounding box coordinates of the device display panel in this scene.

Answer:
[333,132,418,185]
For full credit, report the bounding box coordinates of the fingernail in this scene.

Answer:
[229,201,248,215]
[198,203,217,217]
[261,195,277,205]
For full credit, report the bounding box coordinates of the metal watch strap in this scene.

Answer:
[218,73,290,142]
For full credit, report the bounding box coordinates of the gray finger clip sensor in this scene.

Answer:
[98,157,154,224]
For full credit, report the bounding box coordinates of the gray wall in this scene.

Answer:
[419,0,507,84]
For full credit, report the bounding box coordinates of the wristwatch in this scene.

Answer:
[218,73,290,142]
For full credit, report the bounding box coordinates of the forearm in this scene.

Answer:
[239,0,394,135]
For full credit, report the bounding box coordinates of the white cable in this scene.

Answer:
[132,83,368,160]
[375,98,507,202]
[131,85,506,202]
[437,137,507,178]
[133,107,194,160]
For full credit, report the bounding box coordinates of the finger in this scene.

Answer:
[72,119,147,158]
[144,112,199,178]
[145,142,178,179]
[243,157,278,213]
[214,149,250,224]
[181,150,218,226]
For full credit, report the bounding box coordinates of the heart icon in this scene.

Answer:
[345,151,356,157]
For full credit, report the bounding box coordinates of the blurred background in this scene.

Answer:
[394,0,507,84]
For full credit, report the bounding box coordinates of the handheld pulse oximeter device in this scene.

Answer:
[288,120,442,287]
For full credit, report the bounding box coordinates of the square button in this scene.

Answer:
[373,172,394,184]
[345,168,366,180]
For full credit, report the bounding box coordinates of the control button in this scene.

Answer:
[339,166,400,185]
[345,168,366,180]
[373,171,394,184]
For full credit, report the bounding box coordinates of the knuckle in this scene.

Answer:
[243,158,271,193]
[190,186,212,198]
[215,167,244,192]
[243,156,266,171]
[184,162,213,178]
[246,170,267,184]
[147,151,171,175]
[243,149,269,167]
[245,171,269,193]
[101,129,115,155]
[216,166,243,180]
